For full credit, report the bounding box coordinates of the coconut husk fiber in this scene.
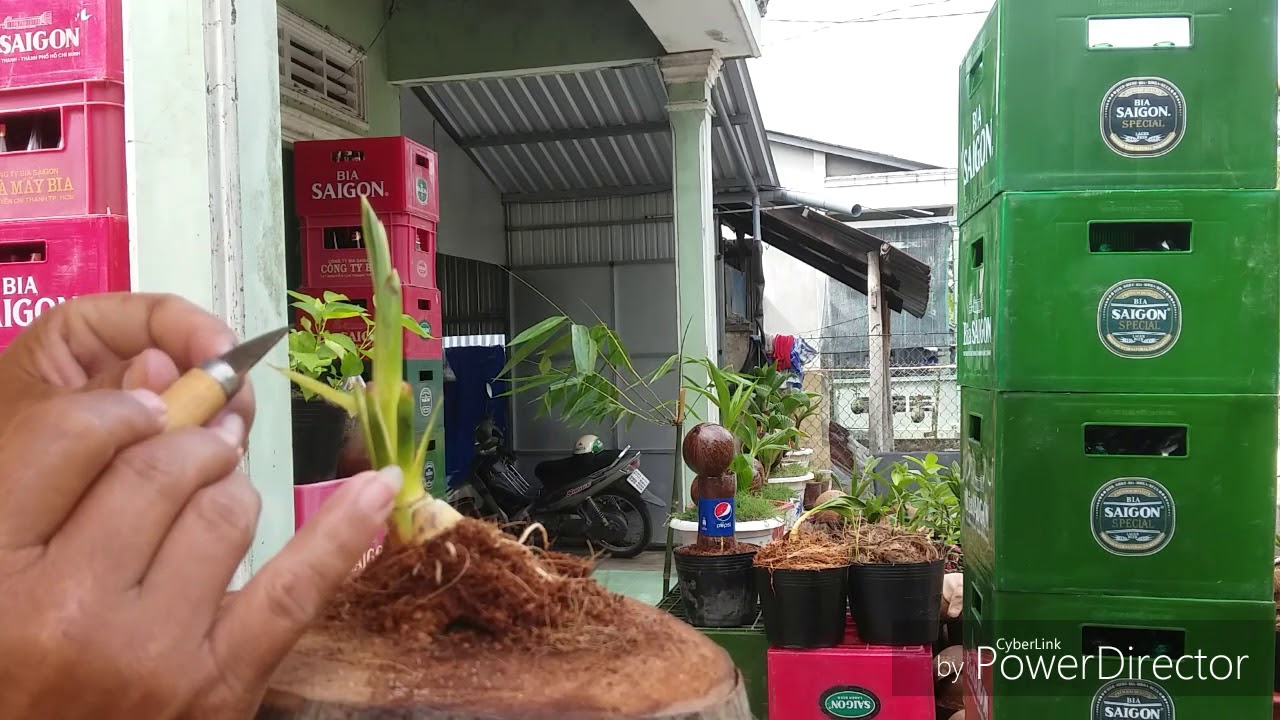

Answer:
[259,518,751,719]
[754,525,850,571]
[851,522,944,564]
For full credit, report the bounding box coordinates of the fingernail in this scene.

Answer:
[357,466,403,515]
[128,389,167,421]
[209,413,245,449]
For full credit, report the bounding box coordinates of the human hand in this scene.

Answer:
[0,293,254,443]
[941,572,963,620]
[0,293,402,719]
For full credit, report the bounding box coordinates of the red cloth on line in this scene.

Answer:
[773,334,796,371]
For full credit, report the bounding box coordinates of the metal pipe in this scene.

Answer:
[777,189,863,218]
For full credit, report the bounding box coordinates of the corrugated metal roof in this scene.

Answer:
[416,59,778,200]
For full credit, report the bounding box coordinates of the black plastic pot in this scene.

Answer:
[674,549,758,628]
[849,559,945,645]
[755,565,849,648]
[291,394,350,486]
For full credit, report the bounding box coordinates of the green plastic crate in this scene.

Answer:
[658,589,768,719]
[962,564,1274,719]
[958,0,1278,222]
[960,387,1277,600]
[405,359,446,497]
[957,190,1280,394]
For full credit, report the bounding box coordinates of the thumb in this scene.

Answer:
[83,348,181,393]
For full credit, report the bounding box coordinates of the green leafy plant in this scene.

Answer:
[500,315,682,430]
[684,358,759,440]
[673,492,783,523]
[286,290,370,399]
[280,197,450,546]
[770,462,812,480]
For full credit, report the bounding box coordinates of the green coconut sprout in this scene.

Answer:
[280,196,461,546]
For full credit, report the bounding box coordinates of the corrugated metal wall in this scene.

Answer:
[438,254,508,336]
[506,193,679,536]
[507,193,675,266]
[820,221,954,355]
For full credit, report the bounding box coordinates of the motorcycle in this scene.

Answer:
[447,385,665,558]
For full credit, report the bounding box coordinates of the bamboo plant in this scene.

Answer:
[280,196,461,546]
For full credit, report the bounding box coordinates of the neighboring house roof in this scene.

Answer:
[766,130,941,172]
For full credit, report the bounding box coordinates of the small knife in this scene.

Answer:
[158,326,289,429]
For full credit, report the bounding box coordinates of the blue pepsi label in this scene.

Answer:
[698,497,735,537]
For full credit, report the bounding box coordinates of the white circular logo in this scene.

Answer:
[418,387,433,417]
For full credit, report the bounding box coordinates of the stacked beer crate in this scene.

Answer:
[292,137,446,498]
[956,2,1278,717]
[0,0,129,350]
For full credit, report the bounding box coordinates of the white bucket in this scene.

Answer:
[668,516,787,547]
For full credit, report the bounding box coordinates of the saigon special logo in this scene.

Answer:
[1097,279,1181,359]
[1091,678,1175,720]
[1100,77,1186,158]
[820,687,880,719]
[418,386,433,417]
[1090,478,1175,557]
[422,460,435,489]
[415,177,430,205]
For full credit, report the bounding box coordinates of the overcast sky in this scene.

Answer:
[748,0,995,168]
[749,0,1280,169]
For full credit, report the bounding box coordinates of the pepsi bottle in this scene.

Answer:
[695,471,737,551]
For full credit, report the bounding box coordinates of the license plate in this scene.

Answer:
[627,469,650,493]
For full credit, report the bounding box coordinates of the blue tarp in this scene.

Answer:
[443,345,508,486]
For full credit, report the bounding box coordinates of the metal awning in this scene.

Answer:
[719,203,933,319]
[411,58,779,202]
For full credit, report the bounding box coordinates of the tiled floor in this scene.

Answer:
[592,551,666,605]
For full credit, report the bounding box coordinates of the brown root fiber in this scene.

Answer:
[851,522,944,564]
[325,518,625,652]
[675,541,759,557]
[754,526,851,570]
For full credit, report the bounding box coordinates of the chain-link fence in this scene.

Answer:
[797,335,961,479]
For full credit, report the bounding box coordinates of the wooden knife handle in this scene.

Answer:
[160,369,228,429]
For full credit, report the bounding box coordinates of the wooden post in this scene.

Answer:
[866,246,893,454]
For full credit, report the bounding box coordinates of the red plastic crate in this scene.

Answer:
[767,626,934,720]
[300,212,436,289]
[294,477,385,574]
[963,646,994,720]
[293,136,439,221]
[295,284,441,361]
[0,214,128,349]
[0,0,124,90]
[0,80,125,219]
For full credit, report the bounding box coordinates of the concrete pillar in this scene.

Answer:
[123,0,293,586]
[662,50,723,491]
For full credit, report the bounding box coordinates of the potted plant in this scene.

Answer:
[286,289,372,485]
[670,422,762,627]
[752,519,852,649]
[795,453,958,646]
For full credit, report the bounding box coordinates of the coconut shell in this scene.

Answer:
[948,711,965,720]
[681,423,736,477]
[815,489,847,506]
[690,476,703,505]
[749,457,766,494]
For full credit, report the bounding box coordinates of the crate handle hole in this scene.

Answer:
[417,298,431,311]
[966,52,983,94]
[414,154,429,168]
[967,414,982,442]
[323,226,364,250]
[1088,17,1191,49]
[1084,425,1187,457]
[0,110,62,153]
[418,370,434,381]
[1089,221,1191,253]
[0,241,46,263]
[970,237,984,268]
[330,149,365,162]
[416,228,433,252]
[1082,626,1185,659]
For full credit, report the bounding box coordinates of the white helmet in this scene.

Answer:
[574,434,603,455]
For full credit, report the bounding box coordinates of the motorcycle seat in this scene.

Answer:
[534,451,621,485]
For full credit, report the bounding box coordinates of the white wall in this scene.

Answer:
[400,88,506,266]
[770,141,824,190]
[764,139,828,340]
